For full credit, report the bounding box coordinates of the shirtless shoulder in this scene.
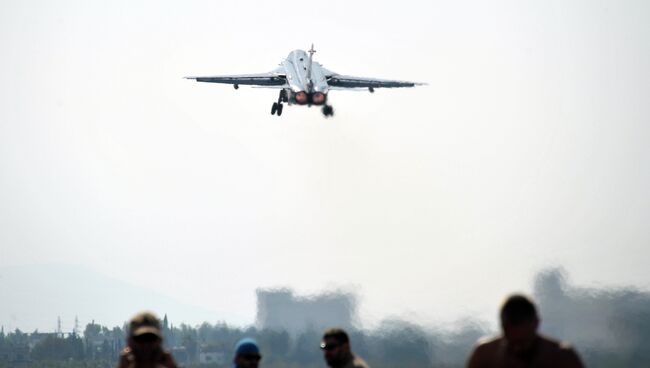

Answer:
[537,336,584,368]
[466,336,503,368]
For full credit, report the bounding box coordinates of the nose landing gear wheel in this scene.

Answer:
[277,103,283,116]
[322,105,334,117]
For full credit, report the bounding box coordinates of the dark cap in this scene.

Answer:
[129,311,162,338]
[235,338,260,357]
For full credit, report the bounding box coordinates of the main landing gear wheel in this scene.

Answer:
[271,102,284,116]
[322,105,334,117]
[271,90,288,116]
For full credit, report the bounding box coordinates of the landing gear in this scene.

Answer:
[271,90,287,116]
[278,89,288,103]
[322,104,334,117]
[271,102,284,116]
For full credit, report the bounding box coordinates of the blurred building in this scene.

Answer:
[199,344,226,365]
[534,268,650,357]
[256,289,357,335]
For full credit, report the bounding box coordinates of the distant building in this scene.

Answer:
[171,346,189,365]
[199,344,226,365]
[27,332,58,349]
[256,288,357,335]
[534,268,650,355]
[0,345,29,365]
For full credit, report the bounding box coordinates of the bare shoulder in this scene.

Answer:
[538,335,576,352]
[352,354,370,368]
[473,335,503,353]
[557,342,584,367]
[466,336,503,368]
[538,335,585,368]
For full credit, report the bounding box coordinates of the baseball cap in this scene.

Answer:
[235,338,260,357]
[129,311,162,338]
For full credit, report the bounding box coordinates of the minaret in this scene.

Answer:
[74,316,80,336]
[57,316,62,337]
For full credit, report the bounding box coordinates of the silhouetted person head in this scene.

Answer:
[128,311,163,357]
[321,328,369,368]
[118,311,177,368]
[500,294,540,357]
[233,338,262,368]
[321,328,352,367]
[466,294,584,368]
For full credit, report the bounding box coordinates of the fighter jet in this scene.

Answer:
[185,45,424,117]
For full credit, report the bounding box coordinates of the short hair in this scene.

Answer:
[323,328,349,344]
[500,294,538,325]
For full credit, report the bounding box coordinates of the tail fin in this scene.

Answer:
[307,44,316,90]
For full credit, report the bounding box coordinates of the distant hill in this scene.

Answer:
[0,264,224,332]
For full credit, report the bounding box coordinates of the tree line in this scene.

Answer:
[0,317,477,368]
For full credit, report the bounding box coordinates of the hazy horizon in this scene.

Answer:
[1,262,648,336]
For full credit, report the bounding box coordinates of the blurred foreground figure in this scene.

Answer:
[117,311,177,368]
[321,328,369,368]
[233,338,262,368]
[466,294,584,368]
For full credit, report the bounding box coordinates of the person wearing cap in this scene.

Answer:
[233,337,262,368]
[466,294,584,368]
[117,311,178,368]
[320,328,369,368]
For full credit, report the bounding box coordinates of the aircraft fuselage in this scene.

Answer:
[281,50,328,106]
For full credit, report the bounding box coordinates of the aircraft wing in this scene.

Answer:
[185,71,286,87]
[326,74,422,89]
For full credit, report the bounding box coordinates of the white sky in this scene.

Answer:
[1,0,649,330]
